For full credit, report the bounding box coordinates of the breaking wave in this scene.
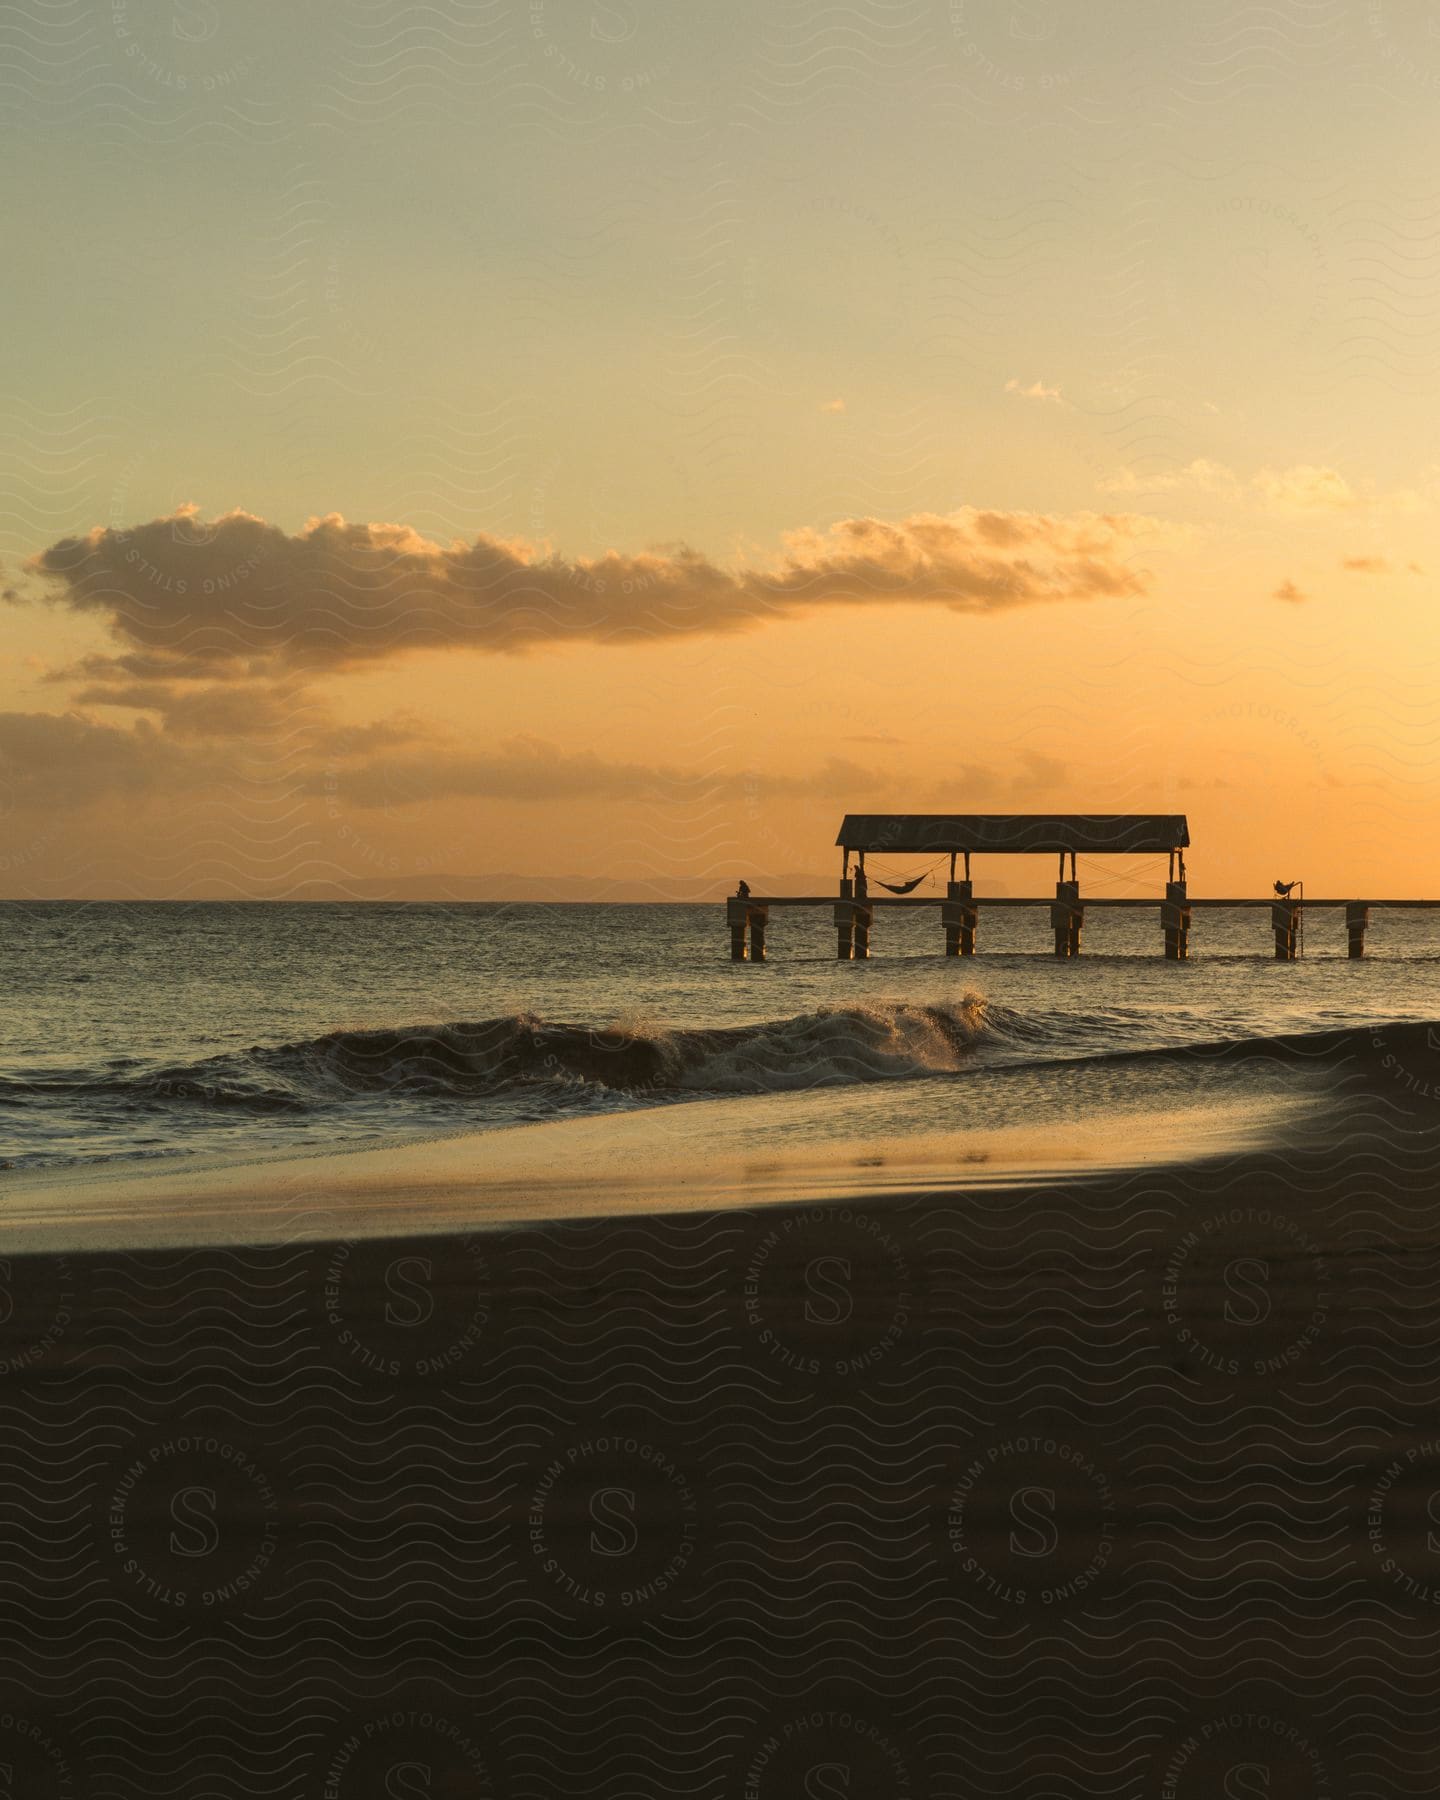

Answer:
[6,1004,1419,1175]
[3,998,1001,1116]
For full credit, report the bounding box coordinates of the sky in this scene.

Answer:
[5,0,1440,898]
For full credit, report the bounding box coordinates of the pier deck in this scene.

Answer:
[725,892,1426,962]
[723,812,1430,962]
[740,896,1440,909]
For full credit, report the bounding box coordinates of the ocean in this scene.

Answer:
[4,899,1439,1174]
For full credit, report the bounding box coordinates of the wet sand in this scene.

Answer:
[0,1026,1437,1794]
[0,1048,1323,1253]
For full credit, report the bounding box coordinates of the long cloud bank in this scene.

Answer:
[0,713,1065,818]
[19,504,1156,680]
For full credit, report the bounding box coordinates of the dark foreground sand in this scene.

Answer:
[1,1026,1439,1796]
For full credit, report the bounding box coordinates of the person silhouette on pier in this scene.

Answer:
[735,879,751,901]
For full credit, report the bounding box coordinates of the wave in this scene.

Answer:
[2,998,998,1115]
[5,1005,1431,1126]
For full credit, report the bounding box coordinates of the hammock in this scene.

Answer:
[873,873,928,895]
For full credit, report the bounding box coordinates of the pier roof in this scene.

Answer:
[835,814,1190,854]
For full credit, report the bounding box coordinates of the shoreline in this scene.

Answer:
[2,1080,1324,1252]
[8,1011,1431,1255]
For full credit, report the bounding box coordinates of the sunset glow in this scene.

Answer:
[5,7,1440,898]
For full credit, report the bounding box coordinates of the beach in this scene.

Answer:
[2,1024,1438,1794]
[14,0,1440,1781]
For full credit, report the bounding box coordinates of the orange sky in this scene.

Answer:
[5,492,1438,898]
[5,7,1440,898]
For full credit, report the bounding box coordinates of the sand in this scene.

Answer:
[0,1067,1320,1253]
[0,1026,1437,1793]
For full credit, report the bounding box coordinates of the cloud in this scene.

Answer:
[0,710,887,817]
[318,735,691,809]
[1097,459,1240,498]
[819,397,846,413]
[1098,460,1427,519]
[0,711,223,808]
[297,736,1066,814]
[917,749,1064,804]
[1254,465,1359,514]
[70,680,318,740]
[1253,465,1425,516]
[1339,555,1424,575]
[19,504,1156,682]
[0,696,1058,822]
[0,695,1066,831]
[1005,378,1063,403]
[318,740,883,809]
[1272,579,1307,604]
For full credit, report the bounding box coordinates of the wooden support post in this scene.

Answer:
[1346,902,1369,960]
[853,904,873,959]
[727,896,767,962]
[835,879,854,959]
[834,898,853,960]
[728,897,746,962]
[1162,881,1190,961]
[1271,899,1301,961]
[943,881,976,956]
[1052,881,1082,957]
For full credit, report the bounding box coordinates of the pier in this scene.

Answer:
[725,813,1424,961]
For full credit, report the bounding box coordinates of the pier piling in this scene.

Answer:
[834,906,853,960]
[835,877,854,959]
[727,897,768,961]
[942,880,977,956]
[1163,881,1190,960]
[1346,902,1369,959]
[1051,880,1083,957]
[1272,898,1302,961]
